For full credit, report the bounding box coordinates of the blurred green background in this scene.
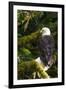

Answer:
[17,10,58,79]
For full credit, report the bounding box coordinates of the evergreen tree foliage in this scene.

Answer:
[17,10,58,79]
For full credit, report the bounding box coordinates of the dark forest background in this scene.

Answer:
[17,10,58,79]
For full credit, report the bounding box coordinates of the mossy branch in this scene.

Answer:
[18,60,49,79]
[18,30,41,47]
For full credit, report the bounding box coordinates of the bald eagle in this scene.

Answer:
[36,27,55,71]
[18,27,55,79]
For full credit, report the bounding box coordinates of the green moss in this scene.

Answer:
[18,60,49,79]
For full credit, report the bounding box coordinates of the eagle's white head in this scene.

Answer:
[40,27,51,36]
